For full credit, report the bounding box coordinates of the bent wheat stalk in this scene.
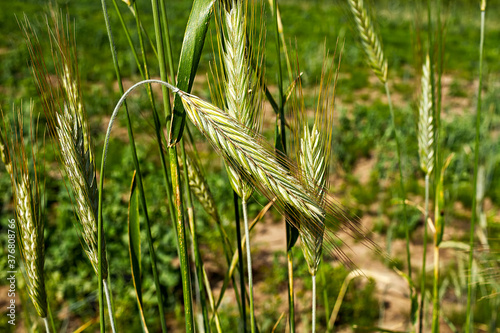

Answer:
[103,79,380,271]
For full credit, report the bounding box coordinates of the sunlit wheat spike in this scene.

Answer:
[215,0,264,200]
[176,90,376,266]
[418,54,434,175]
[22,13,107,277]
[5,106,48,319]
[293,55,337,275]
[347,0,388,83]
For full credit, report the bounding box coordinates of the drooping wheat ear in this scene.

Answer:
[217,0,264,200]
[112,80,379,267]
[5,107,48,319]
[22,14,107,278]
[347,0,388,83]
[418,54,434,175]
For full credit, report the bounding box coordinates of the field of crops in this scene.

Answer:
[0,0,499,332]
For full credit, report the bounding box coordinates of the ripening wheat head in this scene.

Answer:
[293,55,337,275]
[22,13,107,277]
[418,54,434,175]
[4,107,48,318]
[212,0,264,200]
[347,0,388,83]
[175,89,377,266]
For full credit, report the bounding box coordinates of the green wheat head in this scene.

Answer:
[22,13,107,278]
[347,0,388,83]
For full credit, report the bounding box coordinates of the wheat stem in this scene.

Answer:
[103,279,116,333]
[234,193,247,332]
[43,317,50,333]
[384,81,412,297]
[432,244,440,332]
[419,173,430,333]
[466,2,487,331]
[242,197,256,333]
[312,274,317,333]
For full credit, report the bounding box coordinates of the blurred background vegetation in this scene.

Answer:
[0,0,499,331]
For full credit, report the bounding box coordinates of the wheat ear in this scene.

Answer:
[347,0,388,83]
[4,107,48,320]
[418,54,434,175]
[22,14,108,278]
[107,80,378,269]
[220,0,263,200]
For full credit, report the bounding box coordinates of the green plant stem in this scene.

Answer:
[432,245,440,333]
[158,0,176,81]
[43,317,50,333]
[312,274,317,333]
[103,279,117,333]
[287,251,295,333]
[384,82,412,289]
[169,145,194,332]
[419,173,430,333]
[181,141,210,332]
[242,197,256,333]
[46,295,56,333]
[273,1,295,332]
[466,3,486,332]
[99,1,168,332]
[151,0,172,118]
[233,192,247,332]
[110,0,144,78]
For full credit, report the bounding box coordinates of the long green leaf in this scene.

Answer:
[128,172,149,333]
[168,0,216,145]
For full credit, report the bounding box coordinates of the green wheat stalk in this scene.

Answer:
[417,53,434,333]
[466,1,487,331]
[347,0,414,326]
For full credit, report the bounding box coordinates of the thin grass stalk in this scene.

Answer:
[103,280,116,333]
[466,2,487,331]
[385,82,412,284]
[111,0,144,78]
[272,0,295,331]
[181,140,244,320]
[46,299,56,333]
[312,274,317,333]
[150,0,194,329]
[418,53,433,333]
[241,197,256,333]
[158,0,176,82]
[234,192,247,332]
[419,173,430,332]
[43,318,50,333]
[202,268,223,333]
[150,0,172,118]
[98,1,167,331]
[169,145,195,332]
[348,0,412,315]
[181,141,210,332]
[432,244,440,332]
